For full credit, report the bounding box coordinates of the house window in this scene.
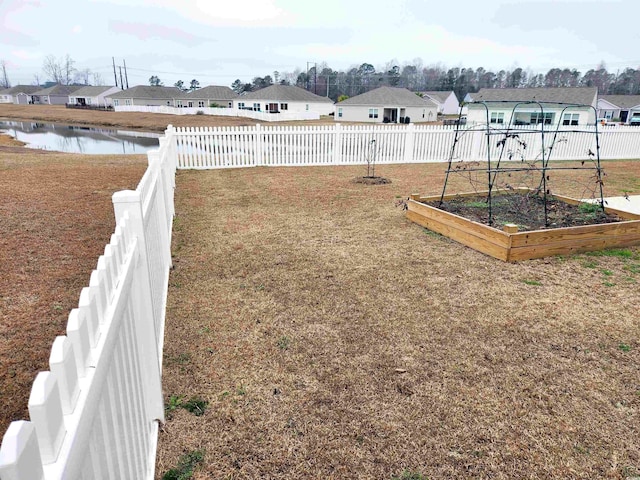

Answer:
[113,99,120,106]
[167,101,171,106]
[369,108,379,119]
[253,103,261,111]
[423,109,425,118]
[306,104,309,111]
[280,103,288,110]
[238,102,245,109]
[86,98,92,105]
[531,112,554,125]
[562,113,579,126]
[125,99,132,106]
[228,102,233,108]
[176,100,183,107]
[490,112,504,124]
[338,107,343,118]
[198,101,204,108]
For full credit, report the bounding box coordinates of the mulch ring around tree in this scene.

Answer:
[352,176,392,185]
[429,192,623,231]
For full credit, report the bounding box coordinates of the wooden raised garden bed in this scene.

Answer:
[406,190,640,262]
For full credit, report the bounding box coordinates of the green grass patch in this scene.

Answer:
[277,335,291,350]
[581,261,598,269]
[586,248,634,259]
[600,269,614,276]
[392,471,429,480]
[522,279,542,286]
[162,449,205,480]
[619,343,632,352]
[165,395,208,417]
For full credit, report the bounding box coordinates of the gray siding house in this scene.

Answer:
[176,85,239,108]
[31,85,82,105]
[106,85,183,106]
[597,95,640,124]
[335,86,438,123]
[467,87,599,126]
[69,86,122,107]
[420,91,460,115]
[239,85,334,115]
[0,85,47,104]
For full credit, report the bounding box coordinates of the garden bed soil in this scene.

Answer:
[431,192,622,232]
[352,176,391,185]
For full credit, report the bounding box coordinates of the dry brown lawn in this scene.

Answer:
[0,149,147,434]
[156,161,640,479]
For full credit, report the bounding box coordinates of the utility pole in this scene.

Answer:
[118,66,124,91]
[112,57,118,87]
[123,59,129,89]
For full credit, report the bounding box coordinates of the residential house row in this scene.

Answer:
[2,83,640,126]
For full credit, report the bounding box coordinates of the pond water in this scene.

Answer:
[0,121,160,154]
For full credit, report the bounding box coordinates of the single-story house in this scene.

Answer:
[420,90,460,115]
[466,87,598,126]
[0,85,42,104]
[69,86,122,107]
[176,85,239,109]
[31,85,83,105]
[106,85,183,107]
[597,95,640,124]
[0,88,11,103]
[238,85,334,115]
[335,86,438,123]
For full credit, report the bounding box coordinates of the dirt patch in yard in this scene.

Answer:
[0,150,146,434]
[156,160,640,479]
[432,192,623,231]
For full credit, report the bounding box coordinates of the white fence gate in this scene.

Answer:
[173,123,640,169]
[0,127,177,480]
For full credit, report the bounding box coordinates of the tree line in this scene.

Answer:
[230,61,640,102]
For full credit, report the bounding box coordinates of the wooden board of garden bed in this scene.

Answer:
[406,189,640,262]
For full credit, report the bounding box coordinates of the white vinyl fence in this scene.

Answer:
[0,127,177,480]
[172,123,640,169]
[114,105,320,122]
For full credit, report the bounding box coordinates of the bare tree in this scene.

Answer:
[42,54,75,85]
[0,60,10,88]
[74,68,91,85]
[32,73,41,86]
[91,72,104,86]
[63,54,75,85]
[43,55,63,84]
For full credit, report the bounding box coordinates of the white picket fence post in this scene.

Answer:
[255,124,263,166]
[0,422,45,480]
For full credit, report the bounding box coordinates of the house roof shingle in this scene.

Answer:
[32,84,83,96]
[179,85,239,100]
[241,85,333,103]
[421,91,454,105]
[70,86,119,97]
[600,95,640,109]
[337,86,436,107]
[472,87,598,106]
[2,85,43,95]
[106,85,182,99]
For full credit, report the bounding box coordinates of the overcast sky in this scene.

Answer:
[2,0,639,88]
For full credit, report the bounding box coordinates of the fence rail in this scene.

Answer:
[114,105,320,122]
[0,126,177,480]
[172,123,640,169]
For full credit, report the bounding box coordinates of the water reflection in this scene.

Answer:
[0,121,160,154]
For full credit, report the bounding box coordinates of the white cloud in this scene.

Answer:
[71,25,82,34]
